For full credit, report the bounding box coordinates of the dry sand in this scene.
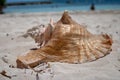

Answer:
[0,10,120,80]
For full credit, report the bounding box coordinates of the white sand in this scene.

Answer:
[0,10,120,80]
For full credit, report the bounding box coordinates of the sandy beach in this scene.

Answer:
[0,10,120,80]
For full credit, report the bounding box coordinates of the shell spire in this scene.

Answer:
[16,12,113,68]
[59,11,74,24]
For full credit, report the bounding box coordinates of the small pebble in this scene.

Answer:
[4,55,7,57]
[118,59,120,61]
[109,25,111,28]
[96,25,100,28]
[116,32,118,34]
[1,57,8,63]
[113,19,117,22]
[101,32,103,34]
[30,48,38,50]
[9,65,15,68]
[11,38,14,40]
[12,75,17,77]
[6,33,9,36]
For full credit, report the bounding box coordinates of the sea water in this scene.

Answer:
[4,3,120,13]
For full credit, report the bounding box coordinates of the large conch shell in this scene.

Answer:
[16,11,112,68]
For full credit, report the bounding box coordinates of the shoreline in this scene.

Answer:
[4,4,120,14]
[1,10,120,16]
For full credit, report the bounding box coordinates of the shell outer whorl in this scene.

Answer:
[16,11,113,68]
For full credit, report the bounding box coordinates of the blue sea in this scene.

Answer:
[4,3,120,13]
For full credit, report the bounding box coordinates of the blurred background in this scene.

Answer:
[1,0,120,13]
